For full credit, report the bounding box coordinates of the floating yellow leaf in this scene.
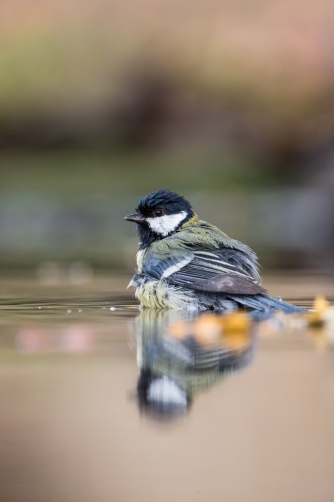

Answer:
[314,295,331,312]
[219,312,252,334]
[169,311,253,349]
[193,314,222,346]
[168,320,193,339]
[223,331,251,350]
[307,295,331,327]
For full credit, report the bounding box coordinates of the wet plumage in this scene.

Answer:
[125,189,304,314]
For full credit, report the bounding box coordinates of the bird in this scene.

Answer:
[125,189,304,314]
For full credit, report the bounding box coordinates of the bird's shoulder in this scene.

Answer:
[147,217,256,259]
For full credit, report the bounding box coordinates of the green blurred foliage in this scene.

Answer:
[0,0,334,270]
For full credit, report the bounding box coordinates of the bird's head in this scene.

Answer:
[125,189,194,248]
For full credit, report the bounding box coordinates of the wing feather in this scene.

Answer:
[143,252,193,280]
[167,247,265,295]
[142,244,264,295]
[168,268,266,295]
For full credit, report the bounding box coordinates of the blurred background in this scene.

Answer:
[2,6,334,501]
[1,0,334,275]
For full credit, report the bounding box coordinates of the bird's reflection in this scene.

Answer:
[134,309,257,419]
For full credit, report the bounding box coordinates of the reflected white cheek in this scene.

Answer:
[146,211,187,236]
[147,377,187,407]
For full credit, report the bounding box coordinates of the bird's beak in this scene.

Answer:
[124,213,146,224]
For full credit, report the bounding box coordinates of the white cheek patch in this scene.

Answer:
[146,211,187,236]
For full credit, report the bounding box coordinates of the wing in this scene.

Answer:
[166,248,266,295]
[142,251,194,280]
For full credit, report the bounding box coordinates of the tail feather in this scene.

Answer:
[228,294,306,315]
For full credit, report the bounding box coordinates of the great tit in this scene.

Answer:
[125,189,304,314]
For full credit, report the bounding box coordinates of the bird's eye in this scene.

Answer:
[154,208,164,217]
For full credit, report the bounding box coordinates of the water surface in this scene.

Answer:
[0,273,334,502]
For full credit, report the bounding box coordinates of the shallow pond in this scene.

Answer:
[1,273,334,502]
